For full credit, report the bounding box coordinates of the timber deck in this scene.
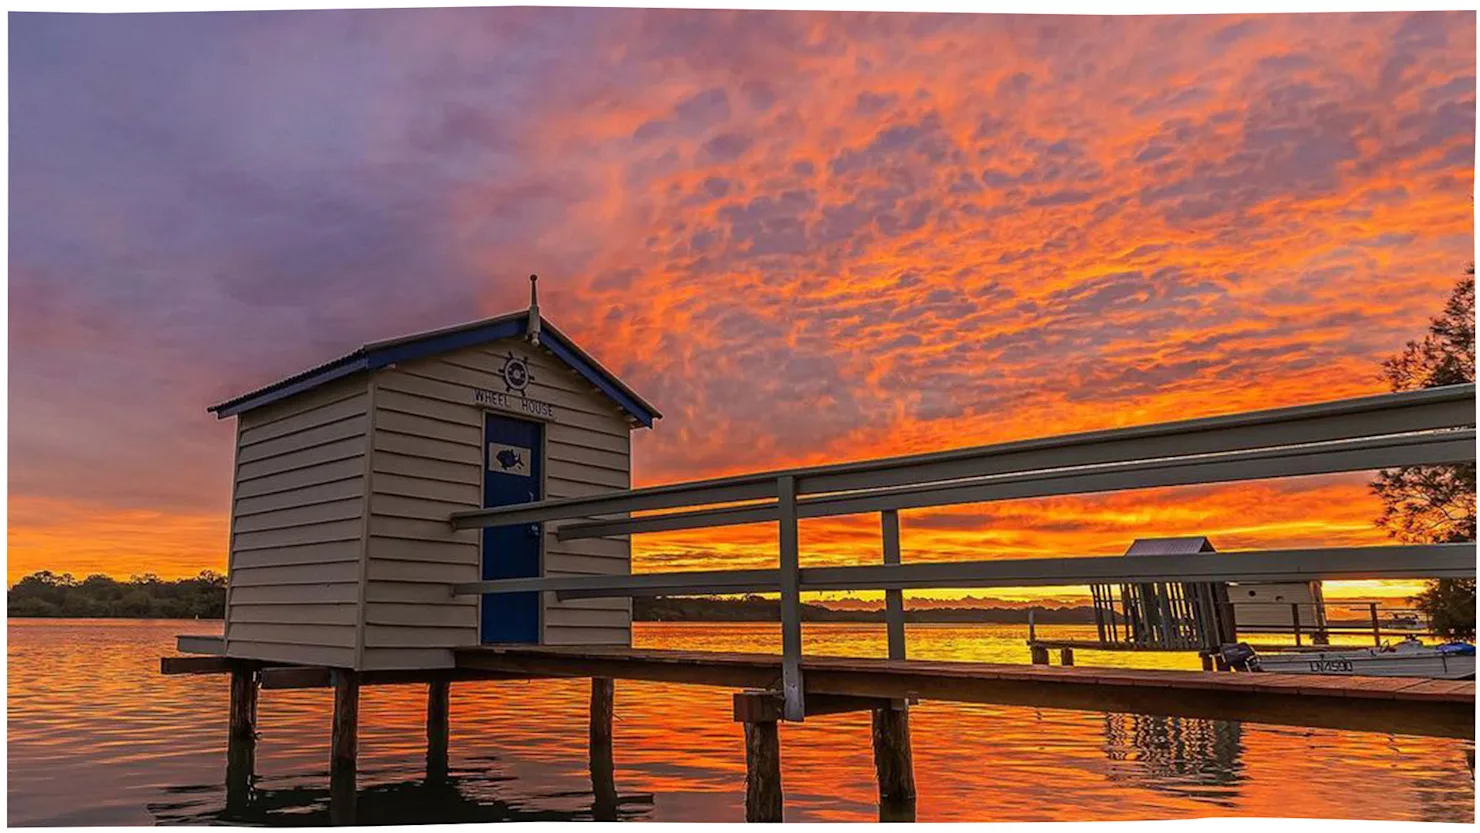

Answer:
[453,645,1475,740]
[1025,637,1378,653]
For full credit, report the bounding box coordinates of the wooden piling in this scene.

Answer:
[330,670,359,826]
[871,704,916,803]
[226,665,257,815]
[590,677,614,746]
[426,679,450,781]
[1030,645,1050,665]
[229,664,258,742]
[590,678,617,820]
[1059,647,1075,667]
[878,798,918,823]
[743,720,783,822]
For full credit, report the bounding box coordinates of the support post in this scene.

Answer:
[1059,647,1075,667]
[229,664,258,742]
[743,720,783,822]
[881,510,906,661]
[871,703,916,804]
[777,474,804,722]
[1200,653,1215,672]
[226,665,258,816]
[1292,603,1302,647]
[1030,645,1049,665]
[1371,602,1382,646]
[426,679,450,782]
[590,677,617,820]
[330,670,359,826]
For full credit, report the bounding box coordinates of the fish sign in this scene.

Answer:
[488,443,532,476]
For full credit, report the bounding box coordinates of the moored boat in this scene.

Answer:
[1221,638,1476,680]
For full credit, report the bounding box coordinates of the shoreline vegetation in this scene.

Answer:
[6,571,1103,623]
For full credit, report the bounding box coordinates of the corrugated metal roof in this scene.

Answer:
[1124,537,1217,556]
[207,311,661,427]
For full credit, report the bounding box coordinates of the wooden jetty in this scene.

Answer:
[166,292,1477,822]
[165,639,1474,822]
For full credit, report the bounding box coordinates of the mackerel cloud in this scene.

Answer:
[8,9,1474,583]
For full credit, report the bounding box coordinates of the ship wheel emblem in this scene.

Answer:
[500,352,533,394]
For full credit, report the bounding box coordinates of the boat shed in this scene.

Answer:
[208,282,660,671]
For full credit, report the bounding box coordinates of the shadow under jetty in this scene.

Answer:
[149,763,656,826]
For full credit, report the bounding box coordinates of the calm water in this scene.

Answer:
[7,619,1475,825]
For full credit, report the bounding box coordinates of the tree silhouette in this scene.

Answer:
[1371,266,1476,639]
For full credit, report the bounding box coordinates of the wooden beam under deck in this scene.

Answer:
[258,666,554,689]
[454,645,1475,741]
[161,655,239,675]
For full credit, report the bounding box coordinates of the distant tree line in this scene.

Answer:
[7,574,1101,624]
[8,570,227,619]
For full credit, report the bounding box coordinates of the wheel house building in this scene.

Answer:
[209,295,659,671]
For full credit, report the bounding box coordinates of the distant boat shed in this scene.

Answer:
[1090,536,1327,650]
[209,281,659,671]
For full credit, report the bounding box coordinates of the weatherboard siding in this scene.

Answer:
[224,375,370,670]
[358,339,634,670]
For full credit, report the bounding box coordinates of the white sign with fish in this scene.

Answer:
[488,443,532,476]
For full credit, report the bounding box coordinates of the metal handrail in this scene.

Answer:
[453,544,1477,599]
[444,383,1477,721]
[552,429,1473,540]
[449,383,1474,530]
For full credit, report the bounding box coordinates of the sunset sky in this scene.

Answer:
[8,9,1475,604]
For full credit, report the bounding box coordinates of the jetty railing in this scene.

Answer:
[448,383,1477,721]
[1230,600,1440,646]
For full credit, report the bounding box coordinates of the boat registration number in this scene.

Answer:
[1307,659,1354,673]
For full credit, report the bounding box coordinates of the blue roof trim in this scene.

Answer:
[364,317,525,370]
[540,329,657,429]
[208,312,661,428]
[210,355,370,418]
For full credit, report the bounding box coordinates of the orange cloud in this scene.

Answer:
[7,10,1473,597]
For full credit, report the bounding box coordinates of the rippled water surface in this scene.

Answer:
[8,619,1475,824]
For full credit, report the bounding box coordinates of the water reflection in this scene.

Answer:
[10,620,1476,825]
[1102,713,1244,807]
[151,760,654,825]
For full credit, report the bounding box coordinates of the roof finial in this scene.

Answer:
[527,273,542,346]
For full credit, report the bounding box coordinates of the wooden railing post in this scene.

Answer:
[1371,602,1382,646]
[881,510,906,661]
[777,474,804,722]
[1291,603,1302,647]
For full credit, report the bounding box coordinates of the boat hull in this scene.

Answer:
[1255,649,1475,680]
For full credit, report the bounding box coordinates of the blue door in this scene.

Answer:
[481,413,543,644]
